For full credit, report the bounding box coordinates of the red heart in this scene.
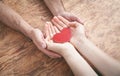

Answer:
[52,28,71,43]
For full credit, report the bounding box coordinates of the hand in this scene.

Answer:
[51,16,87,43]
[29,28,61,58]
[44,22,74,55]
[60,12,84,25]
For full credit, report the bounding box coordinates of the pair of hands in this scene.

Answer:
[30,12,85,58]
[44,16,86,56]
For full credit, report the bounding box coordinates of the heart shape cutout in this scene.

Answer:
[52,28,71,43]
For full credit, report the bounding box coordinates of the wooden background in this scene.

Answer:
[0,0,120,76]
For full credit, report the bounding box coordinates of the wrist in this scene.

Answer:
[60,43,76,57]
[52,6,65,16]
[71,36,88,48]
[71,36,87,43]
[44,0,65,16]
[62,47,78,59]
[20,20,34,39]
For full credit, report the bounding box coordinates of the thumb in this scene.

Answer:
[44,39,53,50]
[70,14,84,25]
[76,18,84,25]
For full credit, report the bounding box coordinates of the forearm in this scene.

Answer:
[44,0,65,16]
[0,2,33,38]
[61,47,97,76]
[73,38,120,76]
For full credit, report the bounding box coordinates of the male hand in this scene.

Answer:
[30,28,61,58]
[60,12,84,25]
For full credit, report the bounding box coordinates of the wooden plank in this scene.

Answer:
[0,0,120,76]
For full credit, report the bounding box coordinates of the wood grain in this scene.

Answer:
[0,0,120,76]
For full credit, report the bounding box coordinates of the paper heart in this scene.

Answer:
[52,28,71,43]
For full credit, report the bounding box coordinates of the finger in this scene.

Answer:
[44,40,62,58]
[47,50,62,58]
[39,36,46,48]
[45,22,50,40]
[36,42,61,58]
[57,16,70,25]
[76,18,84,25]
[32,29,47,48]
[70,14,84,25]
[45,23,49,36]
[54,26,60,33]
[49,22,56,36]
[47,22,53,38]
[52,16,67,28]
[75,18,84,25]
[52,19,63,30]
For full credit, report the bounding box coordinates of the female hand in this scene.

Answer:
[51,16,87,43]
[44,22,75,55]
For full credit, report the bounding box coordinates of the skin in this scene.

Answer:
[44,22,98,76]
[0,1,60,58]
[51,16,120,76]
[44,0,84,24]
[0,0,84,58]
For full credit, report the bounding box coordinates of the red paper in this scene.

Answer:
[52,28,71,43]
